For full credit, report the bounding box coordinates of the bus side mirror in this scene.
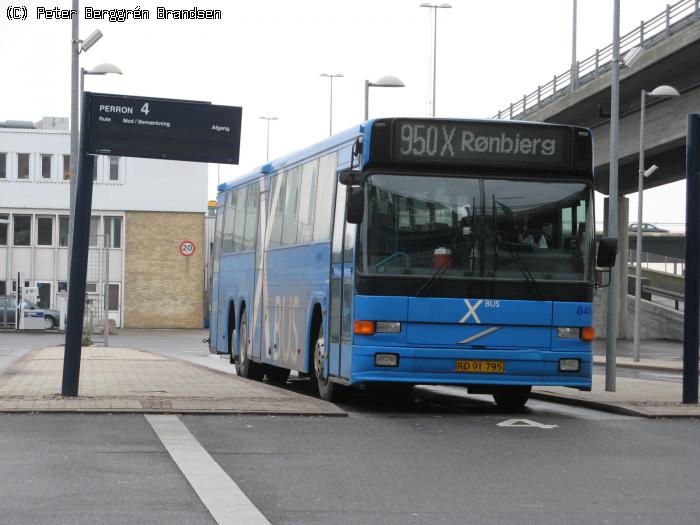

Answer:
[596,237,617,268]
[339,169,362,186]
[346,186,364,224]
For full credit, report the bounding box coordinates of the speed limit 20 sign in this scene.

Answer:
[179,240,195,257]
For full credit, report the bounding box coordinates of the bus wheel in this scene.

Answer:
[236,315,264,381]
[313,323,349,403]
[265,365,290,384]
[492,386,531,411]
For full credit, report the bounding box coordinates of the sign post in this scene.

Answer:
[683,113,700,405]
[61,92,241,396]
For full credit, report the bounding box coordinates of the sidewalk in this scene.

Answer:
[0,346,345,416]
[532,356,700,417]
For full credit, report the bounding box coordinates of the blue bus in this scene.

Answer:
[209,118,616,408]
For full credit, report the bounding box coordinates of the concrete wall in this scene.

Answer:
[594,288,684,341]
[124,211,204,328]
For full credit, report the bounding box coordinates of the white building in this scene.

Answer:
[0,118,208,328]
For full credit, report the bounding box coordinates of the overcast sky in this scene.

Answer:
[0,0,687,229]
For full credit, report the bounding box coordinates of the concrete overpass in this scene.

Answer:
[493,1,700,339]
[494,0,700,195]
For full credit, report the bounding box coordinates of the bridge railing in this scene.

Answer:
[492,0,700,120]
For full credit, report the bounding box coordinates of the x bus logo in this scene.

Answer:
[459,299,483,324]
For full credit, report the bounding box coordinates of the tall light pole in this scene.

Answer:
[364,75,405,121]
[571,0,578,93]
[633,84,680,362]
[605,0,621,392]
[68,27,105,287]
[259,116,278,162]
[420,2,451,117]
[320,73,343,136]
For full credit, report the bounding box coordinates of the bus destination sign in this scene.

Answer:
[87,93,242,164]
[391,119,572,169]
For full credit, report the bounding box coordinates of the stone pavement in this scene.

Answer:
[533,357,700,418]
[0,346,345,416]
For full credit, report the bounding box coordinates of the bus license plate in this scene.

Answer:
[456,360,504,373]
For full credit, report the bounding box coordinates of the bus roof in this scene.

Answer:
[217,122,365,193]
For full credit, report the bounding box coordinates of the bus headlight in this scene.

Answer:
[557,327,580,339]
[376,321,401,333]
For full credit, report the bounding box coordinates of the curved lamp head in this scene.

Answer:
[370,75,405,88]
[86,63,123,75]
[649,85,680,98]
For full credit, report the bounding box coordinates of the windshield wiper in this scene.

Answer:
[496,240,544,301]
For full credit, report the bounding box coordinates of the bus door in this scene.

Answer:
[209,203,224,352]
[328,172,355,380]
[251,181,266,361]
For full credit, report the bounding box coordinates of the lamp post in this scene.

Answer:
[259,116,278,162]
[80,63,123,101]
[68,27,107,288]
[420,2,451,117]
[320,73,343,136]
[571,0,578,92]
[633,84,680,362]
[364,75,405,121]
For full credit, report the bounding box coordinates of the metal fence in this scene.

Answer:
[492,0,700,120]
[84,234,110,346]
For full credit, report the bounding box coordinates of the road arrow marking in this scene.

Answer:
[497,418,558,429]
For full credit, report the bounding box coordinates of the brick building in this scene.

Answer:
[0,117,207,328]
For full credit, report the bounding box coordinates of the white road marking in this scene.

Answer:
[497,418,558,429]
[146,415,271,525]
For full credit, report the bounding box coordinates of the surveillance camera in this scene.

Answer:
[81,29,103,52]
[621,46,643,68]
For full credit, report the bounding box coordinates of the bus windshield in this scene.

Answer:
[357,173,594,283]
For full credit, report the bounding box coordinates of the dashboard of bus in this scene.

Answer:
[355,172,595,301]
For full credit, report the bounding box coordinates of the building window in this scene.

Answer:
[106,283,119,311]
[0,214,8,245]
[104,217,122,248]
[58,216,69,247]
[41,155,52,179]
[109,156,120,181]
[13,215,31,246]
[58,281,67,293]
[37,216,53,246]
[0,281,5,296]
[86,283,97,293]
[92,158,98,181]
[89,216,100,247]
[63,155,71,180]
[17,154,30,180]
[0,153,6,179]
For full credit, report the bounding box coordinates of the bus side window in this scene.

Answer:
[282,166,301,246]
[268,173,286,248]
[298,160,319,243]
[222,191,236,254]
[233,186,247,252]
[313,152,337,242]
[243,182,259,251]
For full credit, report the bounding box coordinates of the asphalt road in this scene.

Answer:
[1,331,698,524]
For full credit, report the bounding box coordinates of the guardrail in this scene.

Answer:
[492,0,700,120]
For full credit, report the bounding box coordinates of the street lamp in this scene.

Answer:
[364,75,405,121]
[633,84,680,362]
[68,27,106,289]
[80,63,123,102]
[420,2,452,117]
[259,116,278,162]
[320,73,343,136]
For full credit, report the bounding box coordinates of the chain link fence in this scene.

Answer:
[84,234,111,346]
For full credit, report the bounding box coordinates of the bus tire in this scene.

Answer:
[313,322,347,402]
[492,386,531,410]
[236,314,264,381]
[265,365,290,384]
